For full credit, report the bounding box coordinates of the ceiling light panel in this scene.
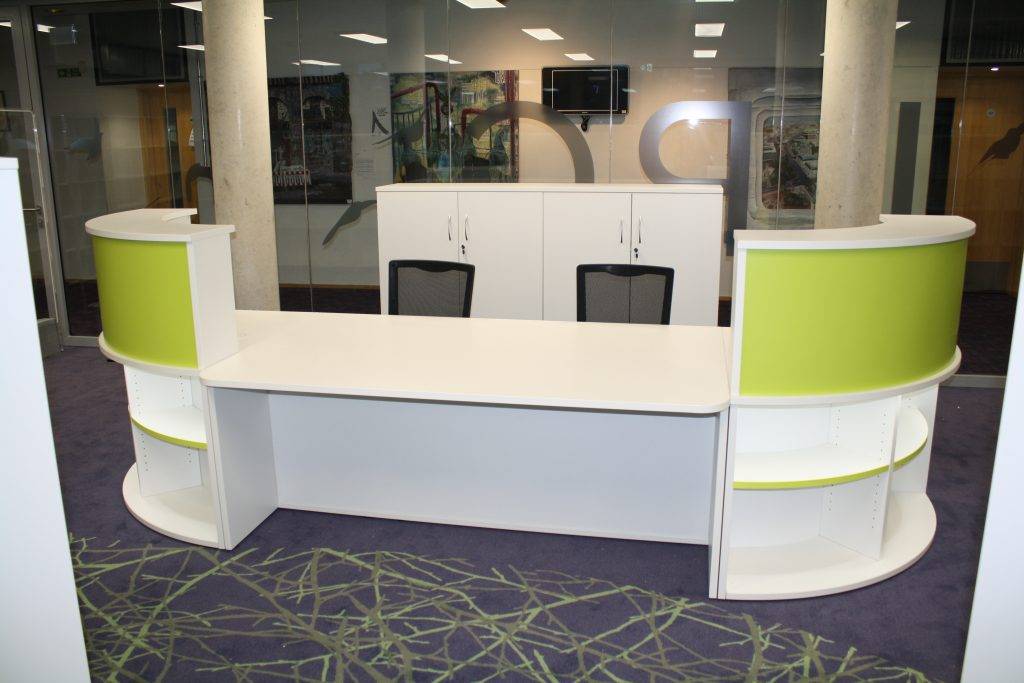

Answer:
[565,53,593,61]
[456,0,505,7]
[178,44,205,51]
[425,53,462,64]
[695,23,725,37]
[293,59,340,66]
[340,33,387,44]
[693,49,717,59]
[522,28,563,41]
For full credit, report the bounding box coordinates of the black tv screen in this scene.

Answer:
[542,65,628,115]
[90,8,187,85]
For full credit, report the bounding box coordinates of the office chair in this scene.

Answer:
[388,260,475,318]
[577,264,674,325]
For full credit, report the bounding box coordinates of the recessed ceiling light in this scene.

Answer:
[991,66,1000,71]
[157,83,165,88]
[695,0,733,3]
[36,24,54,33]
[522,28,563,41]
[172,3,272,19]
[340,33,387,44]
[693,49,717,59]
[425,53,462,64]
[565,53,593,61]
[293,59,340,66]
[456,0,505,7]
[695,23,725,37]
[896,20,911,29]
[179,44,205,51]
[0,21,11,28]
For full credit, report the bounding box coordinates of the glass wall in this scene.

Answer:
[19,0,1019,372]
[261,0,827,319]
[0,15,50,320]
[882,0,1022,375]
[32,0,205,337]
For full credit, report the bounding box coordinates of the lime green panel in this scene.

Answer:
[739,240,967,396]
[93,237,197,368]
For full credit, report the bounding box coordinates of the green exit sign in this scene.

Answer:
[57,67,82,79]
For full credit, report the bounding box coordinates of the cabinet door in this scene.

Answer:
[376,191,459,314]
[458,191,543,320]
[631,193,722,326]
[543,192,631,321]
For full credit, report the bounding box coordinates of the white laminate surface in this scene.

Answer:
[201,311,731,414]
[376,182,724,194]
[734,214,975,250]
[85,208,234,242]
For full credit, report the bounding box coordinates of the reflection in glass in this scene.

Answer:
[32,1,204,336]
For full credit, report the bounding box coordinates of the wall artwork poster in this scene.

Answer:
[387,70,518,183]
[729,68,822,229]
[269,74,354,204]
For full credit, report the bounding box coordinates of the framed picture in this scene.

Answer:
[268,74,353,204]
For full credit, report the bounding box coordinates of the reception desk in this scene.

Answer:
[87,208,973,601]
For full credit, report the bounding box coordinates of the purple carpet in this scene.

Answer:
[46,346,1001,680]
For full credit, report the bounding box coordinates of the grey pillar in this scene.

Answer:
[814,0,897,229]
[202,0,280,310]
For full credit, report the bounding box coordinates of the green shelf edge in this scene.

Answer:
[130,416,207,450]
[733,442,927,491]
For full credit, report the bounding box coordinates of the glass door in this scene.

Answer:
[0,8,62,353]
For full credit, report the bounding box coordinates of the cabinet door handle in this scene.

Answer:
[464,216,469,241]
[447,215,452,241]
[638,216,643,244]
[619,218,623,244]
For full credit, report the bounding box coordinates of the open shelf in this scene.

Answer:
[733,406,928,490]
[130,405,207,449]
[122,464,219,547]
[725,492,936,600]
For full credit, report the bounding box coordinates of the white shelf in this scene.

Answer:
[130,405,207,449]
[733,407,928,490]
[725,492,936,600]
[122,464,219,547]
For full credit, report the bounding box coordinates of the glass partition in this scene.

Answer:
[269,0,830,318]
[888,0,1023,375]
[32,0,207,337]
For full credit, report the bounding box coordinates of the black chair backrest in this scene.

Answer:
[388,260,475,318]
[577,264,674,325]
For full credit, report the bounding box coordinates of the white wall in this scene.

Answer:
[0,159,89,682]
[961,268,1024,680]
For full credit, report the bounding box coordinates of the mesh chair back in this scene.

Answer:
[577,264,674,325]
[389,260,475,318]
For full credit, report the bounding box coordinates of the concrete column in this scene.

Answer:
[814,0,898,229]
[202,0,280,309]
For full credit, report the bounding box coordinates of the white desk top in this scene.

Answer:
[735,214,975,250]
[204,311,731,414]
[376,182,723,194]
[85,208,234,243]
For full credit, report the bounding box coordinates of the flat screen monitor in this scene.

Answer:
[541,65,629,115]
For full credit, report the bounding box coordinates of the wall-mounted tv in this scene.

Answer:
[90,8,187,85]
[541,65,629,115]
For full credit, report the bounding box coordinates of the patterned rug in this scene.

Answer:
[73,537,935,682]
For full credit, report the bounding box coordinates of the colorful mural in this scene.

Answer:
[387,70,518,183]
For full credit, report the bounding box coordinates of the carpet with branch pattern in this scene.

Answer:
[73,536,934,681]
